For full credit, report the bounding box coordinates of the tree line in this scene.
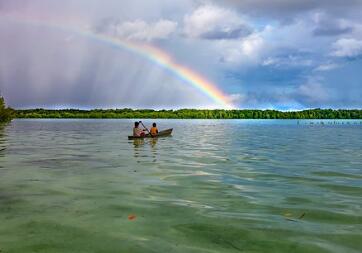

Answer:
[0,97,14,123]
[15,108,362,119]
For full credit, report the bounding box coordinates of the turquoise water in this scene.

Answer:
[0,119,361,253]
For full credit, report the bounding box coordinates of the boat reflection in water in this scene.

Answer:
[130,128,171,162]
[132,138,159,163]
[132,139,144,161]
[150,138,158,149]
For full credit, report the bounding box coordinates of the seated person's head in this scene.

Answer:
[153,123,157,127]
[135,122,139,128]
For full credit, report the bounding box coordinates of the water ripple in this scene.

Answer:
[0,119,361,253]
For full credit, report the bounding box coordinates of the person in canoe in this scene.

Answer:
[150,123,158,136]
[133,121,146,137]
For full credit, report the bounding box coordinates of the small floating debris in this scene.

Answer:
[128,214,137,221]
[298,212,306,219]
[284,212,306,222]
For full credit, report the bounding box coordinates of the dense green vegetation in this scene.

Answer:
[15,108,362,119]
[0,97,14,123]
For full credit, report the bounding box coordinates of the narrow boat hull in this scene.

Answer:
[128,128,173,140]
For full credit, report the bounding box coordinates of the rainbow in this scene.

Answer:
[1,14,234,109]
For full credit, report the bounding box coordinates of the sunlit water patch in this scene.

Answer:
[0,119,361,253]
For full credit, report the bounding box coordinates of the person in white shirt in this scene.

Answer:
[133,121,146,137]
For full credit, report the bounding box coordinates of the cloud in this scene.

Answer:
[262,55,313,68]
[218,33,265,64]
[331,38,362,57]
[227,93,247,104]
[183,5,251,40]
[312,12,354,36]
[313,25,353,37]
[96,18,177,41]
[220,0,362,20]
[0,16,212,109]
[1,0,362,109]
[314,63,340,72]
[297,80,330,103]
[229,77,332,108]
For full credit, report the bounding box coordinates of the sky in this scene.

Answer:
[0,0,361,110]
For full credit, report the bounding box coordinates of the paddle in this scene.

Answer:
[139,121,154,137]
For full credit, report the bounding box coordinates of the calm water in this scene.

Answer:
[0,119,361,253]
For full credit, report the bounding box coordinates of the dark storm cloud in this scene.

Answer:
[0,18,210,109]
[226,58,362,109]
[313,26,353,37]
[221,0,362,20]
[312,14,354,37]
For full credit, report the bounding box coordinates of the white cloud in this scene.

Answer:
[298,80,329,103]
[331,38,362,57]
[262,57,278,66]
[219,33,265,64]
[228,93,247,104]
[183,5,251,40]
[102,19,177,41]
[262,55,314,68]
[314,63,340,71]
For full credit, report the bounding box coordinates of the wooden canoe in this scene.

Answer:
[128,128,173,140]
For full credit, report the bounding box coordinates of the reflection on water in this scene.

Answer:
[150,138,158,148]
[132,138,145,148]
[0,119,361,253]
[132,138,159,162]
[0,123,8,156]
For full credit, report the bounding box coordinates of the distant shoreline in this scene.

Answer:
[14,108,362,119]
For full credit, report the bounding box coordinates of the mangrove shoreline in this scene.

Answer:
[0,97,14,123]
[15,108,362,119]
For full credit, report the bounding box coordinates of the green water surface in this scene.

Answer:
[0,119,361,253]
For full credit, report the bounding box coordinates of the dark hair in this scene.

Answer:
[153,123,156,127]
[135,122,139,127]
